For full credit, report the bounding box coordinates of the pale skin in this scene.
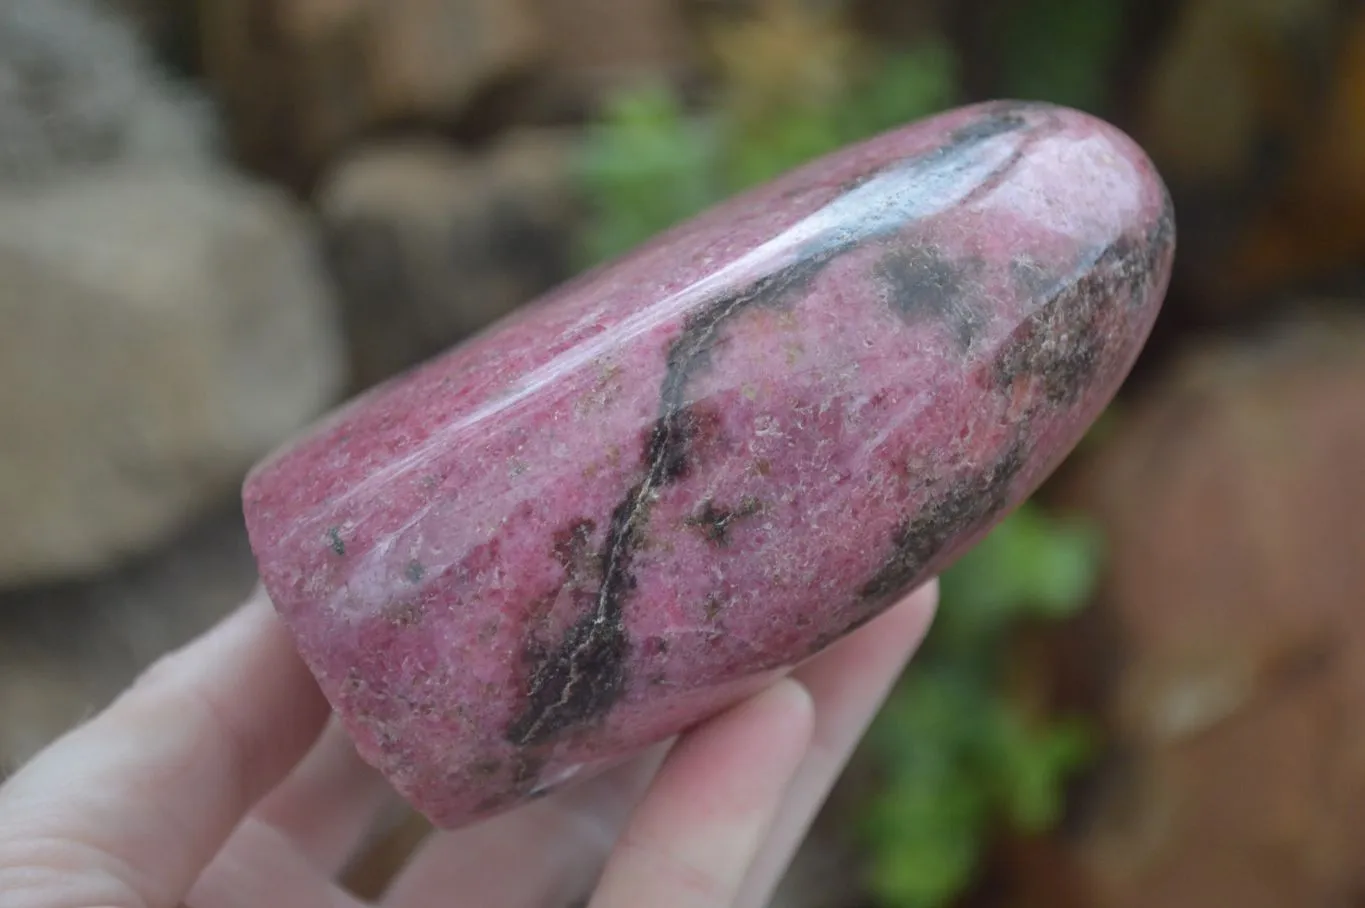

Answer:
[0,581,938,908]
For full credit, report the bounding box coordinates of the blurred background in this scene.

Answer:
[1,0,1363,905]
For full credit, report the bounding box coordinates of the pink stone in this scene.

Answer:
[243,101,1175,828]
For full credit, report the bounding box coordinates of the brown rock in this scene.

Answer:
[199,0,544,188]
[0,168,345,587]
[1135,0,1365,316]
[519,0,698,118]
[1051,312,1365,908]
[1137,0,1340,194]
[318,130,579,388]
[1219,12,1365,304]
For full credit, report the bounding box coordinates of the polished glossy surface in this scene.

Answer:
[244,100,1175,828]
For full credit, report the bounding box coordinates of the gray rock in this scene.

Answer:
[0,0,216,182]
[0,168,346,587]
[199,0,545,187]
[319,131,579,387]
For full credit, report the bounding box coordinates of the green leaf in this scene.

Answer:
[990,711,1095,832]
[939,506,1102,644]
[1021,519,1103,618]
[997,0,1127,113]
[836,41,960,141]
[861,744,990,908]
[723,105,847,191]
[867,818,981,908]
[575,86,720,266]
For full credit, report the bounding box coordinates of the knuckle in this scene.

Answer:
[0,833,147,908]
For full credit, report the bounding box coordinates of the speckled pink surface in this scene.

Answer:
[243,101,1175,828]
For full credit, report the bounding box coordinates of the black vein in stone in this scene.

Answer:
[859,436,1029,604]
[506,251,840,746]
[504,103,1048,747]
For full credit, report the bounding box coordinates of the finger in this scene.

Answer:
[251,718,399,872]
[382,743,671,908]
[185,821,367,908]
[589,678,815,908]
[182,719,399,908]
[0,589,330,908]
[734,582,939,908]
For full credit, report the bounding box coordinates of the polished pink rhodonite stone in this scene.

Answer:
[243,100,1175,828]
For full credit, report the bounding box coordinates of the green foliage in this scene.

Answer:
[860,505,1101,908]
[723,40,960,192]
[574,34,957,263]
[938,505,1102,643]
[574,12,1107,908]
[833,47,961,155]
[996,0,1128,113]
[861,680,1093,906]
[575,87,721,267]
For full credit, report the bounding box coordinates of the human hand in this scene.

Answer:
[0,581,937,908]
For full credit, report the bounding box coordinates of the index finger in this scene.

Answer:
[0,589,330,908]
